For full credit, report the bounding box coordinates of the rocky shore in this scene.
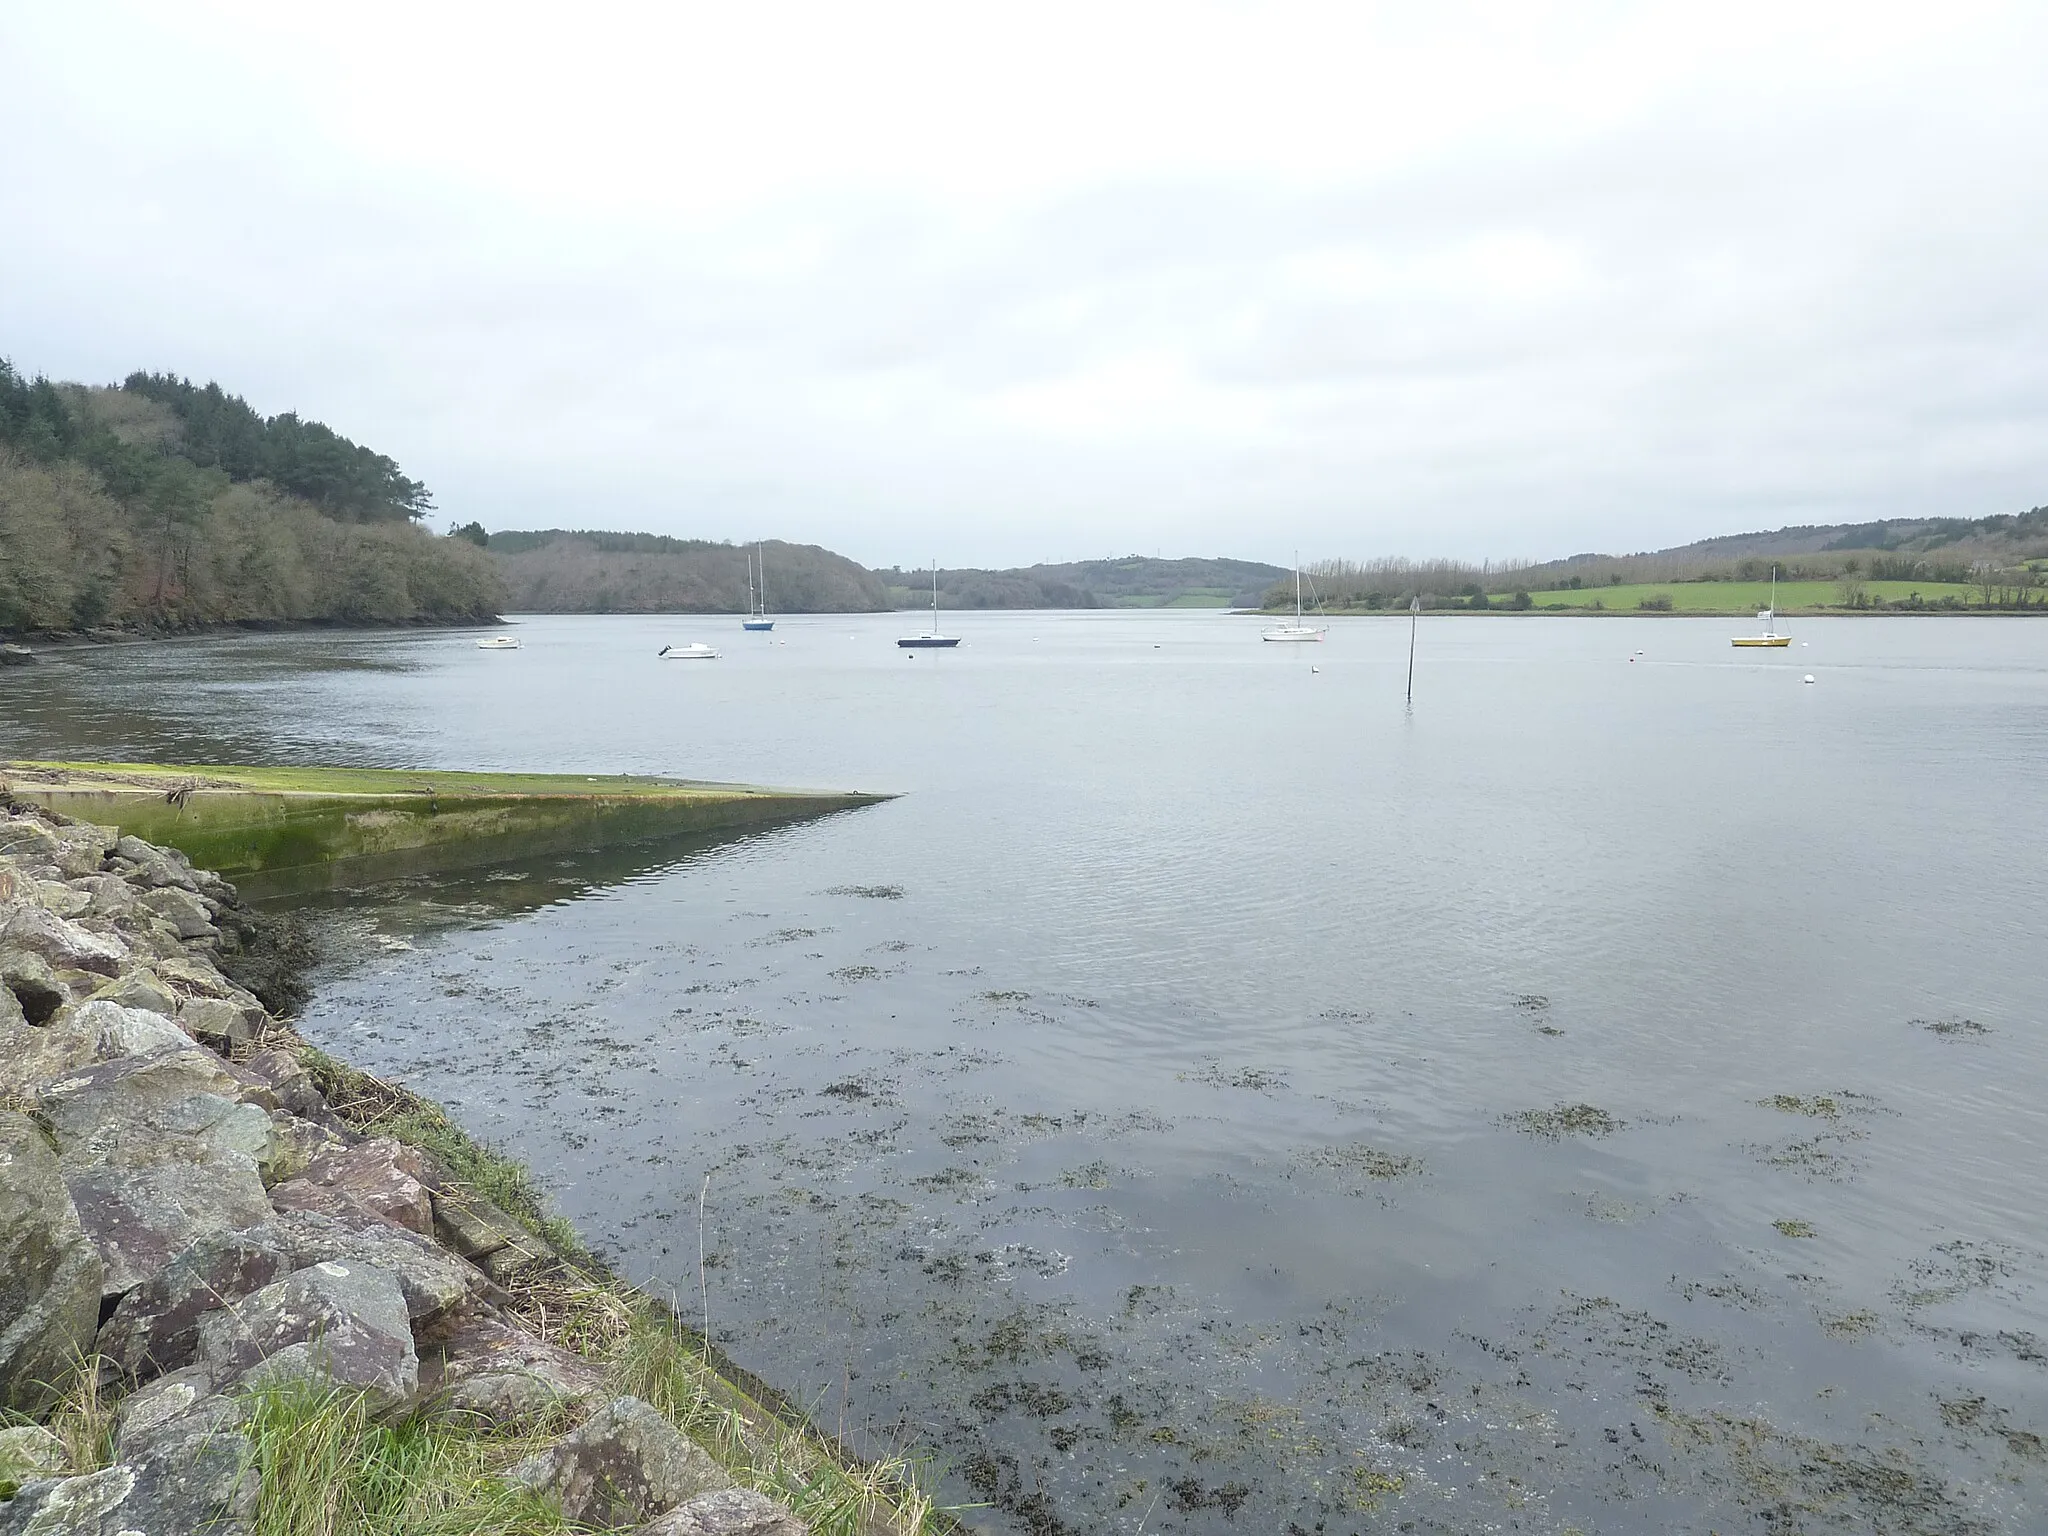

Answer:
[1,801,921,1534]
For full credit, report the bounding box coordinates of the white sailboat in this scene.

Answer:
[742,546,774,631]
[658,642,720,660]
[1262,556,1327,642]
[897,561,960,648]
[1732,566,1792,648]
[476,635,521,650]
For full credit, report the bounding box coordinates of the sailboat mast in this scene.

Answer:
[931,560,939,632]
[758,544,767,618]
[1407,596,1419,704]
[1294,555,1303,625]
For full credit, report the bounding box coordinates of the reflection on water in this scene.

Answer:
[8,613,2048,1534]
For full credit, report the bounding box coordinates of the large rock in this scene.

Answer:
[74,876,140,922]
[113,1366,249,1461]
[414,1305,605,1428]
[114,837,198,892]
[0,1424,67,1488]
[196,1259,418,1413]
[96,1230,294,1381]
[238,1050,349,1133]
[261,1207,484,1322]
[38,1042,275,1173]
[0,1112,103,1416]
[65,1161,275,1297]
[0,904,128,977]
[177,996,260,1052]
[510,1395,730,1527]
[0,818,62,869]
[430,1187,526,1262]
[2,945,72,1027]
[31,881,91,920]
[78,1001,190,1061]
[85,968,177,1016]
[265,1110,345,1184]
[635,1488,811,1536]
[148,954,248,1003]
[138,888,216,942]
[1,1001,197,1104]
[269,1137,434,1236]
[48,822,117,881]
[0,1436,257,1535]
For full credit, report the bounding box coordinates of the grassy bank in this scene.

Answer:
[1516,578,1998,612]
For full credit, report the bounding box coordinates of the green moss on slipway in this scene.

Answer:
[1,760,890,891]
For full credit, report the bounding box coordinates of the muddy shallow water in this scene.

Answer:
[6,611,2047,1532]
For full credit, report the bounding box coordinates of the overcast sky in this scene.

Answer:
[3,2,2044,568]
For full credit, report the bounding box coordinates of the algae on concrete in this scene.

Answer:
[1,760,890,891]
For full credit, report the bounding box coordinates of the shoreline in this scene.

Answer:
[0,613,508,658]
[1243,606,2048,619]
[0,802,947,1532]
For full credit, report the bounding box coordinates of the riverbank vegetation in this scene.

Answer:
[1,360,502,637]
[1259,508,2048,614]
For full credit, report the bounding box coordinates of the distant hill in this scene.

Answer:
[1257,504,2048,612]
[490,531,890,613]
[1512,505,2048,590]
[879,555,1287,610]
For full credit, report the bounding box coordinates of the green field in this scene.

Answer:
[1520,579,1988,613]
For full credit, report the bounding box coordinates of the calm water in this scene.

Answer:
[5,611,2046,1533]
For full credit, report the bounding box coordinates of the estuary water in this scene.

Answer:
[4,610,2046,1534]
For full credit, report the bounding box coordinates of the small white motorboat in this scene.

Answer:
[476,635,521,650]
[659,643,720,660]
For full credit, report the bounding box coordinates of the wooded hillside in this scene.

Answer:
[491,532,890,613]
[0,361,502,636]
[876,555,1286,609]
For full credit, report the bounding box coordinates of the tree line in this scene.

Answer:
[490,532,891,613]
[1,360,501,635]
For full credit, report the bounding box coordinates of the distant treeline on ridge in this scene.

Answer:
[488,530,891,614]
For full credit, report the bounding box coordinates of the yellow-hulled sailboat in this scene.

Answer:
[1733,567,1793,648]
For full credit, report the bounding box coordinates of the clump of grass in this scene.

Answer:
[242,1380,565,1536]
[1504,1104,1621,1139]
[603,1309,950,1536]
[515,1276,635,1361]
[369,1104,588,1265]
[1773,1219,1817,1238]
[824,885,904,900]
[754,1422,941,1536]
[604,1312,727,1447]
[0,1353,117,1485]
